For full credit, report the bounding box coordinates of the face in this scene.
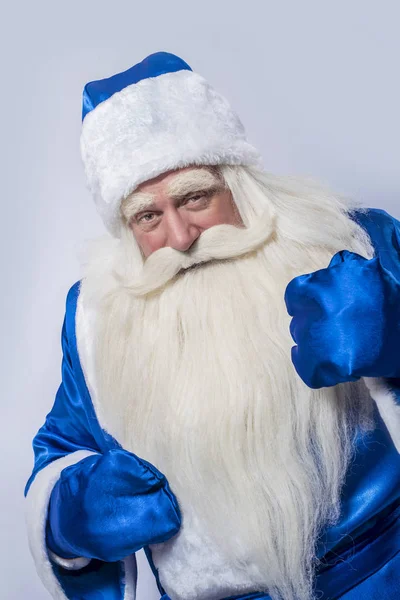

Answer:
[122,166,244,258]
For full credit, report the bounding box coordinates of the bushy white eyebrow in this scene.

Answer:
[166,168,221,198]
[126,191,156,214]
[121,168,223,222]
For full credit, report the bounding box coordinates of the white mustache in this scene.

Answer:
[119,207,276,297]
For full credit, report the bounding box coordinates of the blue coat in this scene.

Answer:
[25,208,400,600]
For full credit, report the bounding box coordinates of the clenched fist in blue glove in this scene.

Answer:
[284,249,400,389]
[46,448,181,563]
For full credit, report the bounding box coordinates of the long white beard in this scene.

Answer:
[82,186,375,600]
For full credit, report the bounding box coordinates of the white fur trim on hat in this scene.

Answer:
[80,69,263,237]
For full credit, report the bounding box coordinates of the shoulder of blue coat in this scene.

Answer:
[351,206,397,226]
[351,207,400,254]
[63,281,83,349]
[66,279,82,303]
[65,280,82,316]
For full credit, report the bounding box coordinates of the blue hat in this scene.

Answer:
[80,51,262,236]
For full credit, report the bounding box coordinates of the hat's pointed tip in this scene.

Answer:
[82,51,192,121]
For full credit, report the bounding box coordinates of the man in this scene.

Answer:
[25,51,400,600]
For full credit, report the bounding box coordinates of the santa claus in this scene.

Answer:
[25,51,400,600]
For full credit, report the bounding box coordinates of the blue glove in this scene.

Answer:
[284,250,400,389]
[46,448,181,562]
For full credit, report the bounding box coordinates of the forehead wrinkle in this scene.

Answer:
[167,168,222,198]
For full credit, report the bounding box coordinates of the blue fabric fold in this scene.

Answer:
[25,282,117,497]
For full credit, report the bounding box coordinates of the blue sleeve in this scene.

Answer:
[284,207,400,389]
[24,282,131,600]
[354,207,400,388]
[352,208,400,279]
[25,281,115,496]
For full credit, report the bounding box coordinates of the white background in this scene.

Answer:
[1,1,399,598]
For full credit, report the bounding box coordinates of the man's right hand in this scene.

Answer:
[46,448,181,563]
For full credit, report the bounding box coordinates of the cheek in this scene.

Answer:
[198,197,240,228]
[134,230,165,258]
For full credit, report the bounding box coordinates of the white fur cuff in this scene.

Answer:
[47,549,91,571]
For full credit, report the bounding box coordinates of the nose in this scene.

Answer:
[166,211,201,252]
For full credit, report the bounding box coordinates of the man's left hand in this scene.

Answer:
[284,250,400,389]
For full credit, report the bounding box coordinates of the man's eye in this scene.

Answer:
[137,212,155,223]
[185,194,205,204]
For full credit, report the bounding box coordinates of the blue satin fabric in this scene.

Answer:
[51,560,124,600]
[25,282,117,497]
[315,501,400,598]
[221,507,400,599]
[329,552,400,599]
[82,51,192,121]
[284,208,400,389]
[46,449,181,562]
[316,401,400,558]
